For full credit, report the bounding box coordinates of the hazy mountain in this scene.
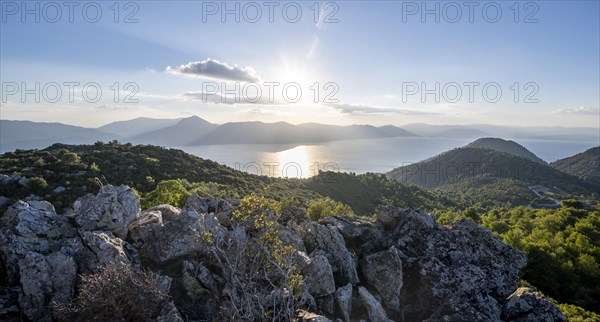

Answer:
[129,116,217,146]
[403,123,599,141]
[190,122,417,145]
[0,120,120,153]
[551,146,600,187]
[98,117,183,138]
[466,138,546,164]
[433,128,490,138]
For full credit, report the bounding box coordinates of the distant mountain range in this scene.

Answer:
[1,116,598,153]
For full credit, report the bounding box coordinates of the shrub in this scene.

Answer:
[54,264,169,321]
[307,197,354,221]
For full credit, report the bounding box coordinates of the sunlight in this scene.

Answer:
[276,145,311,178]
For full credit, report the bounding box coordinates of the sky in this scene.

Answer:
[1,0,599,128]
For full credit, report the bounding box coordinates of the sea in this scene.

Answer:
[177,137,599,179]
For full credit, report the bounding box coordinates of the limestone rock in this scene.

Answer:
[335,283,353,322]
[361,246,402,311]
[299,222,359,285]
[303,250,336,297]
[358,286,389,322]
[75,185,140,238]
[146,204,181,221]
[502,288,566,322]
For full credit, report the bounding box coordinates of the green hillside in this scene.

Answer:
[0,142,455,214]
[466,137,547,164]
[551,146,600,187]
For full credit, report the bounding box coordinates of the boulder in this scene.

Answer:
[145,204,181,221]
[358,286,389,322]
[335,283,353,322]
[18,251,77,321]
[75,185,140,239]
[298,222,359,285]
[303,250,336,298]
[502,288,566,322]
[361,246,403,311]
[182,194,232,215]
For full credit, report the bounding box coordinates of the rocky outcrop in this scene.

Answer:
[75,185,140,239]
[0,187,565,322]
[502,288,566,322]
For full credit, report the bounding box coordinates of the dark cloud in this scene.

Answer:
[166,58,260,82]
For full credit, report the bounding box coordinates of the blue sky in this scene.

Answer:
[1,0,599,128]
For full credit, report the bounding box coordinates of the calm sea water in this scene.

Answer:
[176,138,599,178]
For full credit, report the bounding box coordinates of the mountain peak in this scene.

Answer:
[466,137,546,164]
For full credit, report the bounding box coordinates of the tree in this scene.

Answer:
[141,180,191,209]
[307,197,354,221]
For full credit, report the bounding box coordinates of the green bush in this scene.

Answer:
[307,197,354,221]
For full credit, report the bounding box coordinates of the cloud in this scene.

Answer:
[165,58,261,82]
[183,91,286,105]
[554,106,599,115]
[96,104,142,111]
[329,103,437,115]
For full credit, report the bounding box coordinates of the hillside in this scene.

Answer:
[98,117,182,138]
[0,143,454,214]
[386,146,594,208]
[551,146,600,186]
[466,137,546,164]
[0,120,121,153]
[130,116,217,146]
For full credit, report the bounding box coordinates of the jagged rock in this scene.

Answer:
[146,204,181,221]
[394,217,527,321]
[128,209,163,231]
[26,200,55,212]
[361,246,403,311]
[75,185,140,239]
[303,250,336,297]
[0,201,77,282]
[182,194,232,215]
[335,283,353,322]
[130,209,225,263]
[0,286,20,320]
[17,177,30,189]
[52,186,66,194]
[358,286,390,322]
[296,310,333,322]
[298,222,359,285]
[182,260,224,294]
[79,231,138,270]
[502,288,566,322]
[278,206,310,226]
[19,251,77,321]
[0,196,12,208]
[279,226,307,253]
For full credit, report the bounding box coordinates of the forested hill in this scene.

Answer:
[0,142,455,214]
[551,146,600,187]
[466,137,547,164]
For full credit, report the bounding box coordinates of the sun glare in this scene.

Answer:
[275,145,311,178]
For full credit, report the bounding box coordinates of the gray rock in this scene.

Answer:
[75,185,140,238]
[303,251,336,297]
[53,186,66,194]
[27,200,55,212]
[502,288,566,322]
[130,209,225,263]
[18,251,77,321]
[128,209,163,231]
[335,283,353,322]
[361,246,403,311]
[182,194,232,215]
[146,204,181,221]
[298,222,359,285]
[80,230,137,270]
[17,177,30,189]
[0,196,11,208]
[358,286,390,322]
